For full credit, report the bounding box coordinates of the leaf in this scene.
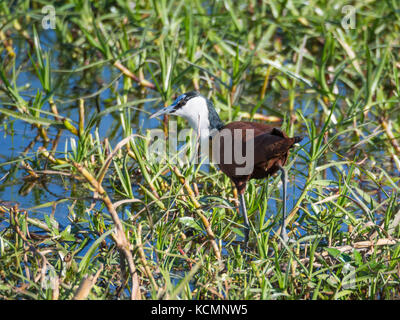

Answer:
[44,214,59,234]
[231,227,244,237]
[311,179,336,186]
[325,247,341,258]
[0,107,60,126]
[178,217,203,232]
[78,228,114,274]
[199,195,234,210]
[260,58,313,87]
[169,258,202,299]
[353,249,363,266]
[338,253,352,263]
[334,289,354,299]
[60,225,75,242]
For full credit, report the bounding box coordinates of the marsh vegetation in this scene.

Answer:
[0,0,399,299]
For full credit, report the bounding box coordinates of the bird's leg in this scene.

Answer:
[279,165,289,243]
[239,192,250,246]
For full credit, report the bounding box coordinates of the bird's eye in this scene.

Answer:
[172,100,183,111]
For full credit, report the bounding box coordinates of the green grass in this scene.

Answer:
[0,0,399,300]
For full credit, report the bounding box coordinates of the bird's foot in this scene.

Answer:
[279,233,299,248]
[280,227,289,243]
[279,229,298,247]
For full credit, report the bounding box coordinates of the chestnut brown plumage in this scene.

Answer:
[150,91,303,245]
[212,121,303,243]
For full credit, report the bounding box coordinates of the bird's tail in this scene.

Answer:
[293,136,303,144]
[289,135,303,149]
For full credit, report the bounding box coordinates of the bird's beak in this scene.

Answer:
[149,103,176,119]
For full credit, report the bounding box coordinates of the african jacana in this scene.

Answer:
[150,91,303,245]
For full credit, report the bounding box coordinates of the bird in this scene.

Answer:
[150,91,303,245]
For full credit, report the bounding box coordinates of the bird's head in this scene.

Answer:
[150,91,205,122]
[150,91,223,133]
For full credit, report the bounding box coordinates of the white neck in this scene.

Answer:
[175,96,210,140]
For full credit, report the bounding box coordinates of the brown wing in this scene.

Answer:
[222,121,283,138]
[212,122,296,191]
[212,122,287,177]
[252,131,298,177]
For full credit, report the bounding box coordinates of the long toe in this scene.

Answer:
[281,229,289,244]
[280,230,299,246]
